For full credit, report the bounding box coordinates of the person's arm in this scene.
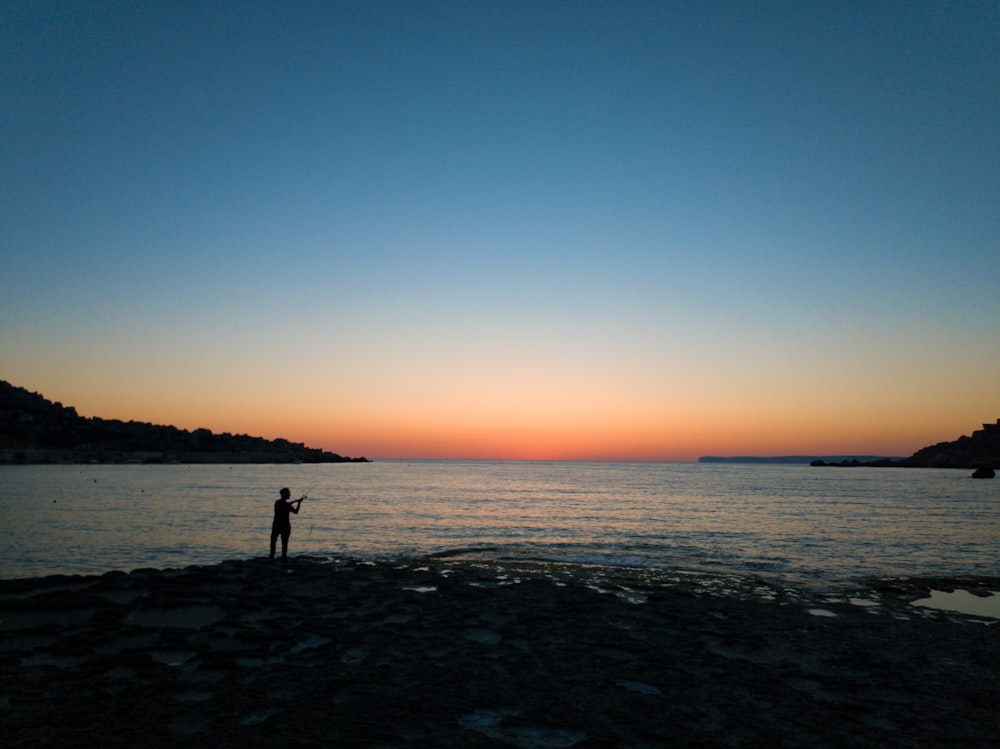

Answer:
[291,499,302,514]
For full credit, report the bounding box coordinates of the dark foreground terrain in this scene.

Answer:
[2,558,997,748]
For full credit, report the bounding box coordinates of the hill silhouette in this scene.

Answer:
[0,381,367,464]
[806,420,1000,470]
[898,419,1000,470]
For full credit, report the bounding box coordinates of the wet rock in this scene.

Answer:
[1,558,998,748]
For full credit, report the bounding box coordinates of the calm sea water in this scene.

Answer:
[1,461,996,589]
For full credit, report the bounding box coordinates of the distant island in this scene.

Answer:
[700,419,1000,471]
[0,381,368,465]
[699,455,896,465]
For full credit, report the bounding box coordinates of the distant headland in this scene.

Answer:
[700,419,1000,471]
[0,381,368,465]
[699,455,897,465]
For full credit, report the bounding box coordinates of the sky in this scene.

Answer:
[2,1,998,461]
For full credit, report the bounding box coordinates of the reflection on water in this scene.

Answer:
[0,461,997,591]
[912,589,1000,619]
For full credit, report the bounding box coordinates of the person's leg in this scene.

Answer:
[281,530,290,560]
[270,527,279,559]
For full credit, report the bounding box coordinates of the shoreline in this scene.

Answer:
[4,547,998,600]
[3,557,998,747]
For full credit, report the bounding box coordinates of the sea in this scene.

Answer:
[1,461,997,591]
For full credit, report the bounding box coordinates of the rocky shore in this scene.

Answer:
[2,557,997,748]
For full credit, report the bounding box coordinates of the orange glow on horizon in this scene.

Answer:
[10,375,991,463]
[292,412,955,462]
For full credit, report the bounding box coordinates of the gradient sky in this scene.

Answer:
[2,1,998,460]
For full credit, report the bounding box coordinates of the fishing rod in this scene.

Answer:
[294,486,314,503]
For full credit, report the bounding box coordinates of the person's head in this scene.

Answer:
[280,487,291,500]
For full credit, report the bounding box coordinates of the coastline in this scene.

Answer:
[2,557,998,747]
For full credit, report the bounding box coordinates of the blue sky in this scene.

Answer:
[2,1,998,459]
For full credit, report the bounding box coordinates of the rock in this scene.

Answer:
[971,467,995,479]
[2,558,999,747]
[903,419,1000,469]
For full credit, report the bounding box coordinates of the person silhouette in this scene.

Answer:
[270,487,305,561]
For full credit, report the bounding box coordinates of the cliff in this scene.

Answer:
[806,419,1000,470]
[899,419,1000,470]
[0,381,368,465]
